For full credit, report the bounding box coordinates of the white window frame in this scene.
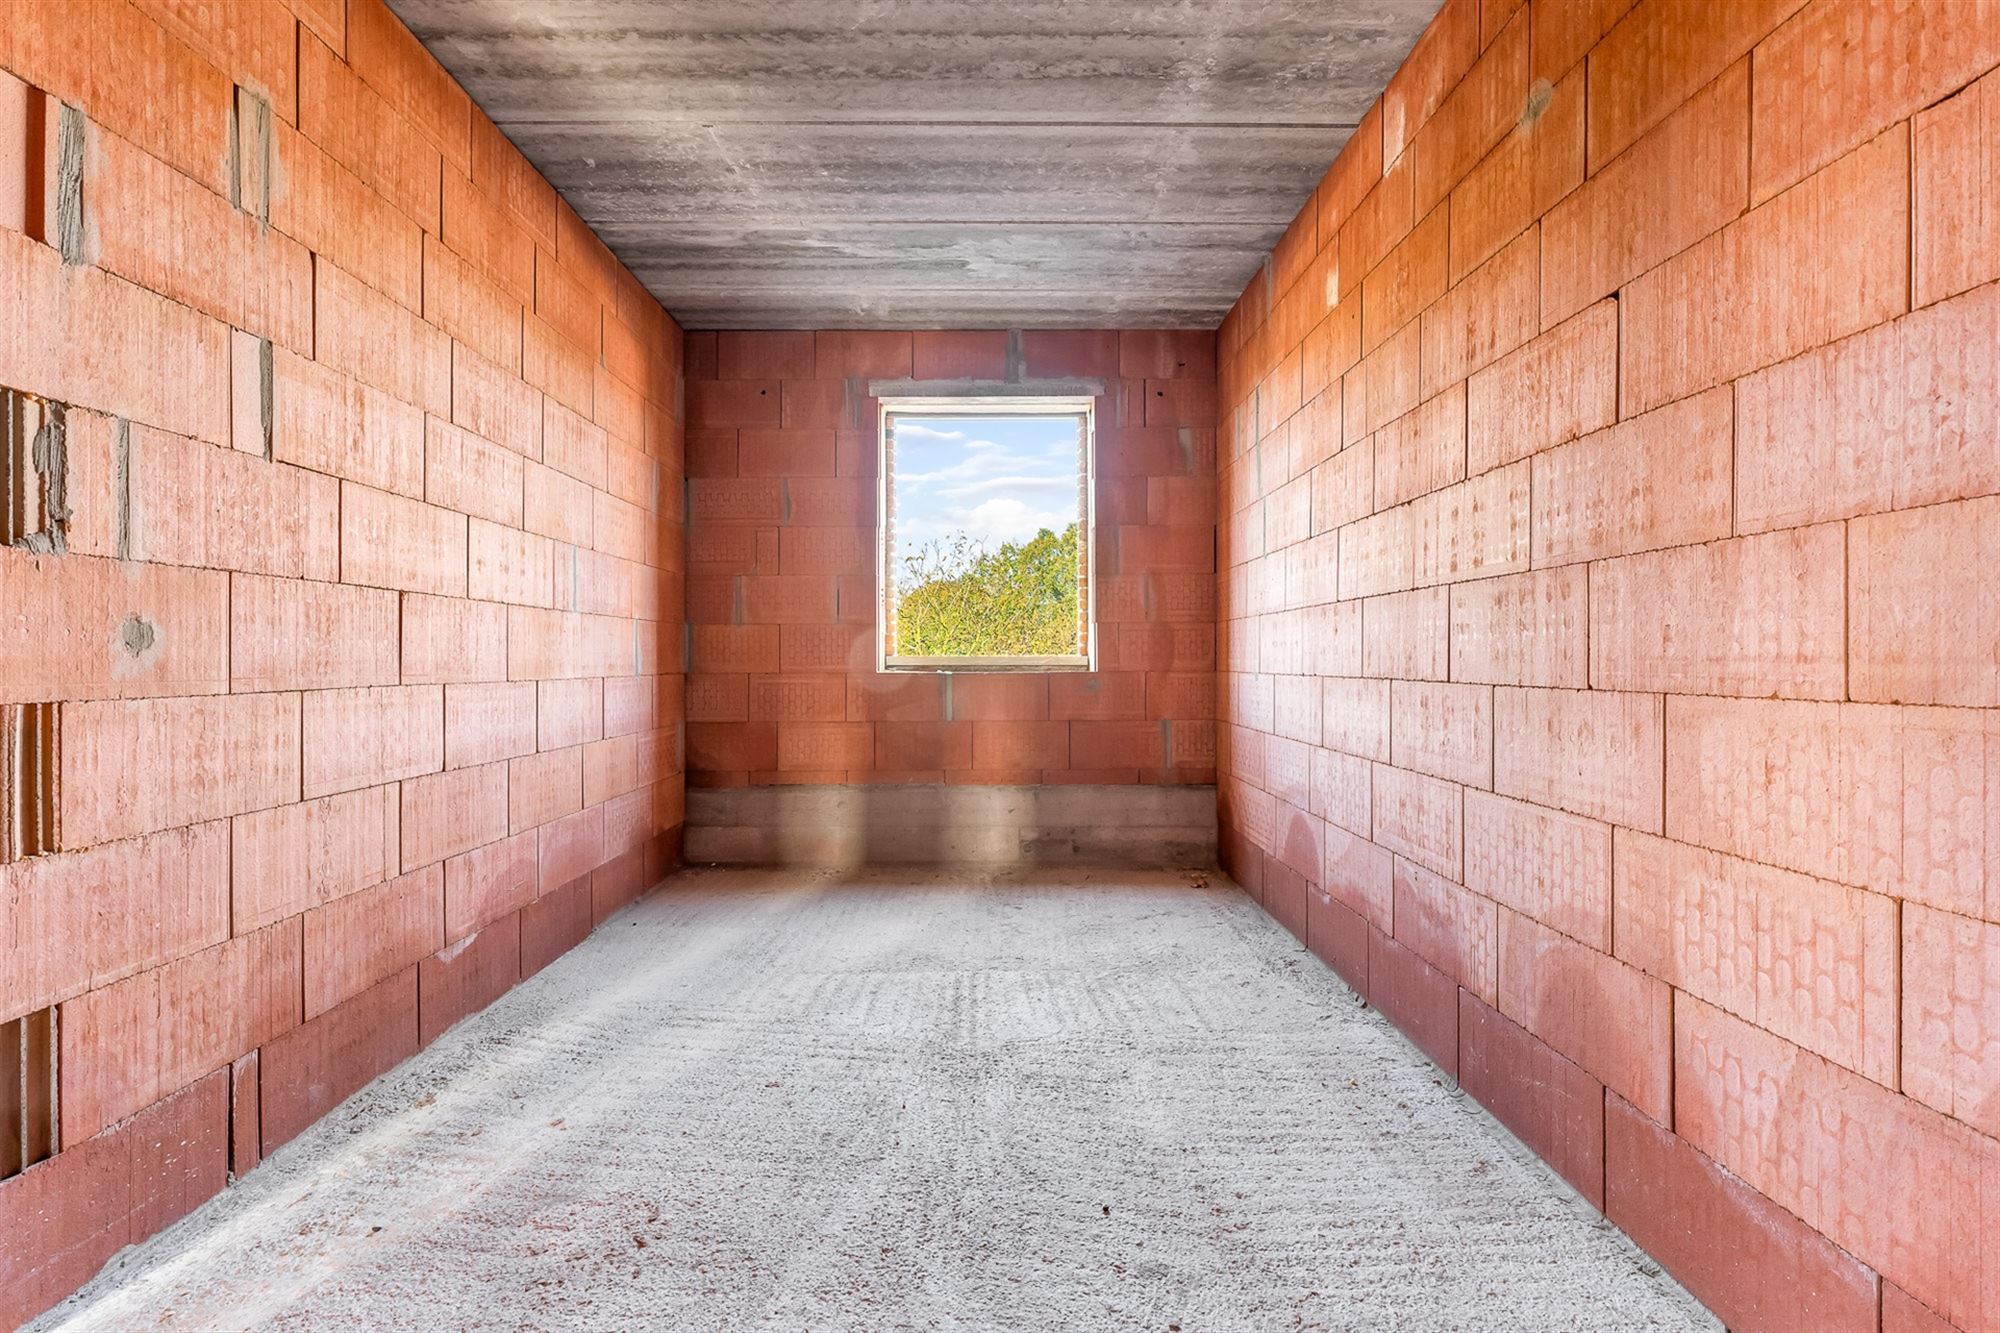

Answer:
[877,395,1096,673]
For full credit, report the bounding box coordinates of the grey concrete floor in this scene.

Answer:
[35,867,1717,1332]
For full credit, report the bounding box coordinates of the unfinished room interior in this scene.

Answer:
[3,0,1998,1327]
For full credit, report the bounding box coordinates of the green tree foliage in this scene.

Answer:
[897,523,1080,656]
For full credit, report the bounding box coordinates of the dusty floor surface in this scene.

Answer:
[36,868,1718,1332]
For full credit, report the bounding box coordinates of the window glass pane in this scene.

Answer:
[889,413,1084,659]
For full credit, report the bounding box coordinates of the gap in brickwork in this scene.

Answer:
[0,1006,60,1182]
[2,701,61,862]
[2,386,70,553]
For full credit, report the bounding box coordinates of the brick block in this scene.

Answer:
[1361,204,1447,352]
[1447,65,1584,284]
[298,30,440,230]
[1307,882,1371,994]
[59,921,300,1141]
[1463,789,1611,950]
[315,257,450,414]
[231,573,399,692]
[1419,224,1541,408]
[401,762,509,870]
[535,248,601,358]
[1675,993,2000,1332]
[1604,1093,1879,1333]
[523,873,595,976]
[1754,0,2000,203]
[0,550,228,704]
[1884,1286,1959,1333]
[0,1068,225,1331]
[715,331,812,380]
[455,341,544,460]
[1735,280,2000,533]
[1361,587,1449,680]
[1373,384,1466,510]
[428,227,524,366]
[1665,697,1991,919]
[1850,495,2000,707]
[271,346,425,497]
[1465,299,1615,475]
[1916,67,2000,307]
[778,721,875,772]
[1371,763,1462,879]
[1457,990,1606,1205]
[1380,0,1480,165]
[61,693,300,846]
[403,592,507,684]
[1320,676,1391,763]
[444,828,539,941]
[1904,904,2000,1140]
[1530,387,1731,567]
[1328,820,1392,924]
[1,820,229,1024]
[11,0,235,195]
[426,417,525,527]
[126,423,336,578]
[303,684,443,798]
[1542,59,1749,326]
[1499,907,1671,1121]
[1049,672,1146,721]
[345,0,469,163]
[0,229,230,445]
[271,116,424,312]
[1390,680,1493,789]
[544,398,610,491]
[341,481,468,596]
[1448,566,1586,688]
[90,117,313,351]
[1590,524,1847,700]
[1616,828,1899,1083]
[687,720,777,775]
[232,785,399,934]
[847,673,944,723]
[440,164,535,305]
[303,863,444,1018]
[1367,926,1461,1075]
[1585,0,1802,171]
[418,911,521,1046]
[468,517,555,607]
[1393,857,1497,1003]
[230,1049,259,1180]
[1493,687,1662,832]
[260,967,419,1150]
[1410,4,1527,216]
[911,330,1009,380]
[1408,459,1530,587]
[1310,745,1371,835]
[510,746,584,833]
[472,111,558,249]
[1621,127,1908,416]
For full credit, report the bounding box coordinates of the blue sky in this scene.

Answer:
[890,414,1083,570]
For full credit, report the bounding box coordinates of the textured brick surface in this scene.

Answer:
[0,2,684,1319]
[682,328,1215,786]
[1219,25,1999,1319]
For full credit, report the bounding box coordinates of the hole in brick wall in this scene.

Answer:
[2,702,60,862]
[2,387,71,554]
[0,1005,59,1181]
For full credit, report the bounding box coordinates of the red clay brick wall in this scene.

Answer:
[683,329,1216,786]
[0,2,685,1323]
[1216,1,2000,1329]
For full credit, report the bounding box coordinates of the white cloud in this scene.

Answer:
[892,422,966,442]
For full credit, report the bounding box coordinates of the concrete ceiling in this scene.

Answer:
[390,1,1441,330]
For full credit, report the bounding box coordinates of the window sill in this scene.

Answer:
[883,655,1092,673]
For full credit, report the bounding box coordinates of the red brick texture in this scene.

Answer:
[0,2,685,1322]
[683,328,1216,787]
[1217,2,2000,1330]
